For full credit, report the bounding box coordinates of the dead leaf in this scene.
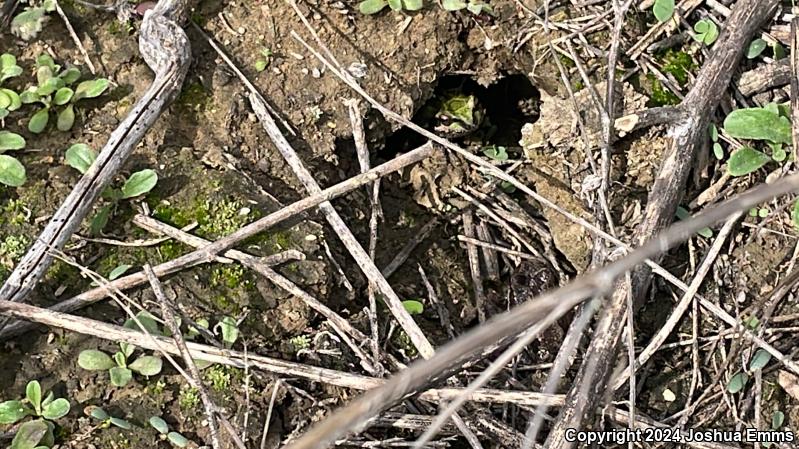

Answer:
[778,370,799,400]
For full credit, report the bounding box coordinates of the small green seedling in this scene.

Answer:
[214,315,240,348]
[0,54,24,120]
[652,0,673,22]
[65,143,158,232]
[402,300,424,315]
[0,380,69,449]
[692,19,719,46]
[255,48,272,72]
[747,38,767,59]
[10,0,55,41]
[441,0,493,15]
[85,406,132,429]
[0,380,70,425]
[78,312,163,387]
[709,123,723,160]
[723,104,792,176]
[22,54,109,134]
[482,145,508,162]
[149,416,191,447]
[358,0,422,14]
[726,371,748,394]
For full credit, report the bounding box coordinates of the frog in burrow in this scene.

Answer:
[431,91,487,139]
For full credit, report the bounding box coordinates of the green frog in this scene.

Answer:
[431,92,485,139]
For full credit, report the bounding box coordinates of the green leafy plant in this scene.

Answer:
[0,54,24,120]
[482,145,508,162]
[65,143,158,232]
[0,380,70,425]
[693,19,719,45]
[726,371,748,393]
[85,406,132,429]
[652,0,673,22]
[358,0,422,14]
[77,312,163,387]
[0,380,69,449]
[149,416,191,447]
[255,48,272,72]
[709,123,723,160]
[10,0,55,41]
[22,54,109,133]
[723,105,792,176]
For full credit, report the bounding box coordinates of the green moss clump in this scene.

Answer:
[178,386,200,410]
[648,75,681,107]
[210,264,253,290]
[660,50,695,87]
[0,235,29,273]
[203,365,241,393]
[177,82,212,117]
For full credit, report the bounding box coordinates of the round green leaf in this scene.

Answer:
[441,0,466,9]
[123,311,161,335]
[772,410,785,429]
[128,355,162,376]
[78,349,116,371]
[75,78,109,100]
[121,169,158,198]
[167,432,190,447]
[693,19,719,45]
[26,380,41,413]
[10,419,48,449]
[402,299,424,315]
[747,39,767,59]
[712,142,723,160]
[0,400,31,424]
[219,316,239,346]
[749,349,772,371]
[35,66,53,87]
[65,143,97,174]
[149,416,169,434]
[0,131,25,150]
[57,104,75,131]
[36,77,64,96]
[727,147,770,176]
[724,107,792,144]
[358,0,387,13]
[28,108,49,134]
[403,0,422,10]
[0,53,16,70]
[0,154,26,187]
[58,67,81,85]
[41,398,69,420]
[53,87,73,105]
[19,90,39,104]
[109,366,133,387]
[0,90,10,109]
[727,371,749,393]
[652,0,674,22]
[1,89,22,111]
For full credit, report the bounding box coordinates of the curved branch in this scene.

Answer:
[0,0,193,304]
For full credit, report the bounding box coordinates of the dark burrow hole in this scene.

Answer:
[382,73,539,156]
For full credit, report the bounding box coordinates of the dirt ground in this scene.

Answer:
[1,0,799,447]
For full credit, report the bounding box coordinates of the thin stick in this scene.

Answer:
[260,379,282,449]
[0,145,433,339]
[146,264,222,449]
[53,0,96,73]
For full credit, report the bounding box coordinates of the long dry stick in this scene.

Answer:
[0,0,193,305]
[279,169,799,449]
[0,145,433,339]
[0,297,738,449]
[248,93,484,448]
